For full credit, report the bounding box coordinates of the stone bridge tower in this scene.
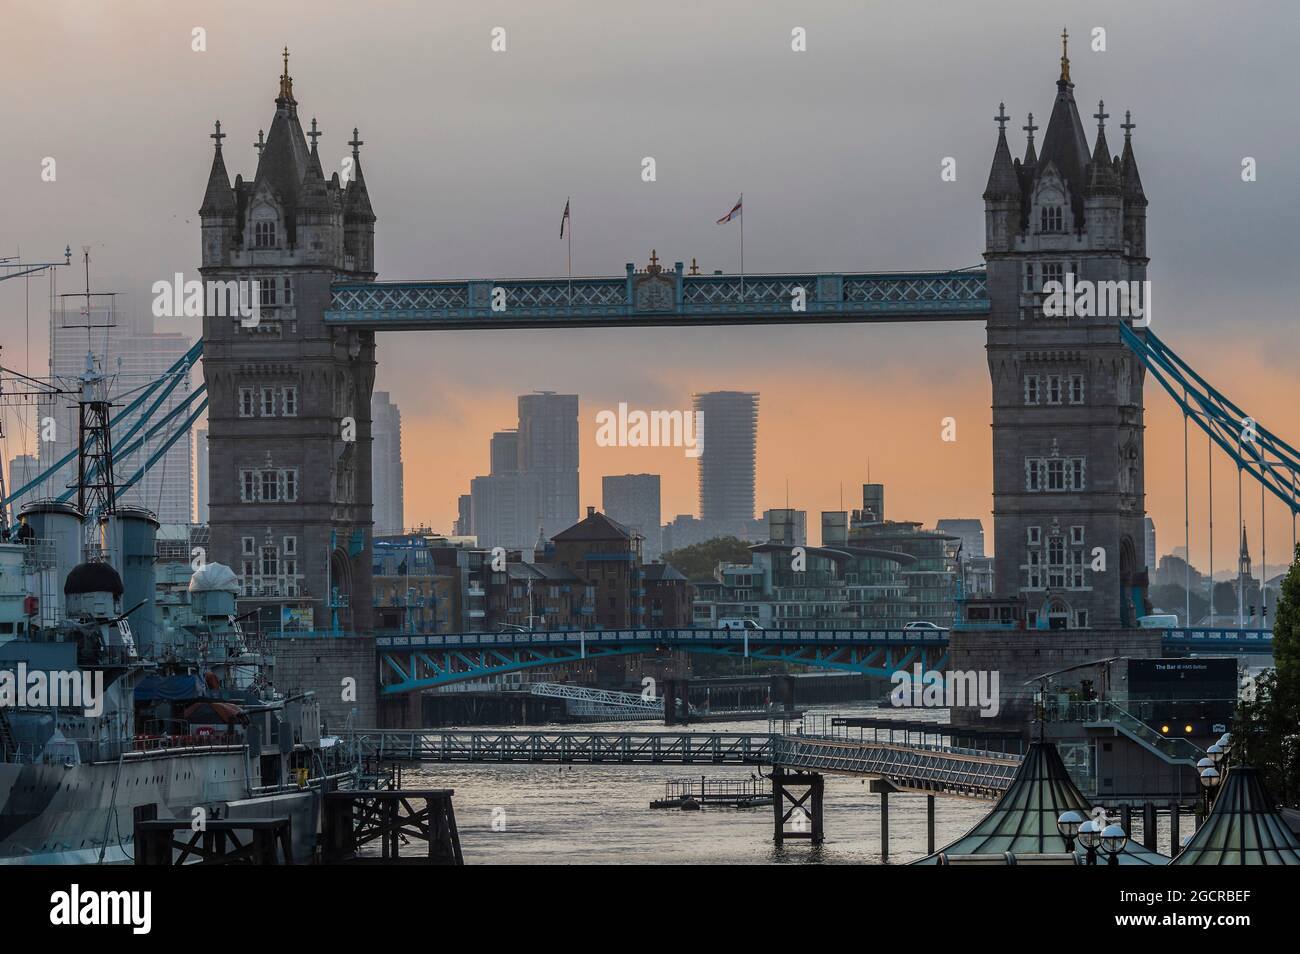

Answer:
[199,51,377,633]
[983,32,1150,630]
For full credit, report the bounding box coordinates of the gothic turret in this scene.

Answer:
[1083,101,1123,247]
[343,128,376,275]
[199,121,237,266]
[983,104,1021,253]
[1119,111,1148,258]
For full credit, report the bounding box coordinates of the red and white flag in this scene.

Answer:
[560,198,570,238]
[716,195,742,225]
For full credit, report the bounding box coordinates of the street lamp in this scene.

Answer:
[1199,765,1221,817]
[1100,823,1129,866]
[1077,818,1102,865]
[1056,809,1085,852]
[1206,743,1224,766]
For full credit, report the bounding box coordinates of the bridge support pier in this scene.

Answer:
[771,767,823,846]
[1142,802,1158,852]
[869,779,900,862]
[927,794,936,855]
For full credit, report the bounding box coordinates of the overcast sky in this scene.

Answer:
[3,0,1298,574]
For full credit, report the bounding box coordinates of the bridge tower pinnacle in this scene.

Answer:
[983,37,1150,630]
[198,52,377,633]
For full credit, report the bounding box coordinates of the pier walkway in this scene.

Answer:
[349,728,1020,799]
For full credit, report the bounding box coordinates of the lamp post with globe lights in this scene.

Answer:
[1100,823,1129,866]
[1056,810,1084,852]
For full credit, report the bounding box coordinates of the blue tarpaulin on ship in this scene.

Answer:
[134,674,207,702]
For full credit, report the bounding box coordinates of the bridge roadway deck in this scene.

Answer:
[349,730,1021,799]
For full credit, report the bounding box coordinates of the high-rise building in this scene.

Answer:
[936,519,986,558]
[371,391,404,536]
[48,308,193,524]
[694,391,758,532]
[1143,517,1156,571]
[5,454,42,517]
[517,391,579,535]
[454,494,472,537]
[470,473,543,552]
[490,430,519,476]
[602,474,662,560]
[195,429,210,523]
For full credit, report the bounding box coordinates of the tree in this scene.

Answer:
[1237,543,1300,805]
[660,536,754,582]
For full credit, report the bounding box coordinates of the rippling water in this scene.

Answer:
[393,705,995,864]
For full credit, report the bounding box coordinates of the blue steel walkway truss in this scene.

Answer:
[375,629,951,695]
[325,267,991,330]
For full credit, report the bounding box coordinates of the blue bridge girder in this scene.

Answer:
[374,628,951,695]
[324,267,991,331]
[365,626,1276,695]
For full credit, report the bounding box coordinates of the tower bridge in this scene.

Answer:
[192,38,1163,639]
[7,37,1296,717]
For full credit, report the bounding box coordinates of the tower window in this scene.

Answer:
[1023,263,1036,293]
[260,277,276,308]
[1046,375,1062,405]
[1069,374,1085,404]
[1024,375,1040,405]
[254,220,276,248]
[1040,206,1063,233]
[282,386,297,417]
[261,387,275,416]
[239,387,254,417]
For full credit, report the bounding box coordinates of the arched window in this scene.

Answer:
[254,220,277,248]
[1040,205,1064,233]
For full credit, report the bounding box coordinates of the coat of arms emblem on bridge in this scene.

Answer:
[632,249,676,312]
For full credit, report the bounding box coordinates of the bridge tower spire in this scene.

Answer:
[983,36,1151,631]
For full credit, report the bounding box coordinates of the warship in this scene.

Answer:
[0,349,347,864]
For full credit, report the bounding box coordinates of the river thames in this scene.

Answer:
[396,705,996,864]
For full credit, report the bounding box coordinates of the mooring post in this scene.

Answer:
[810,772,824,845]
[880,791,890,861]
[771,765,785,846]
[927,794,936,855]
[1170,803,1181,858]
[1142,802,1157,851]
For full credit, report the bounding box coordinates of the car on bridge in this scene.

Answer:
[903,621,946,633]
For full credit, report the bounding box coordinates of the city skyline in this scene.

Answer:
[3,1,1297,575]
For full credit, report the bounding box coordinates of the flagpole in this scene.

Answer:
[739,192,744,303]
[567,196,572,305]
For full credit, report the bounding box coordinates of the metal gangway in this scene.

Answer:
[346,726,1021,799]
[525,682,661,719]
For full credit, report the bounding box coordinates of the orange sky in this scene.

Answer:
[393,330,1300,579]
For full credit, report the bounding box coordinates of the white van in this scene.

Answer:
[1138,614,1179,629]
[717,617,762,632]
